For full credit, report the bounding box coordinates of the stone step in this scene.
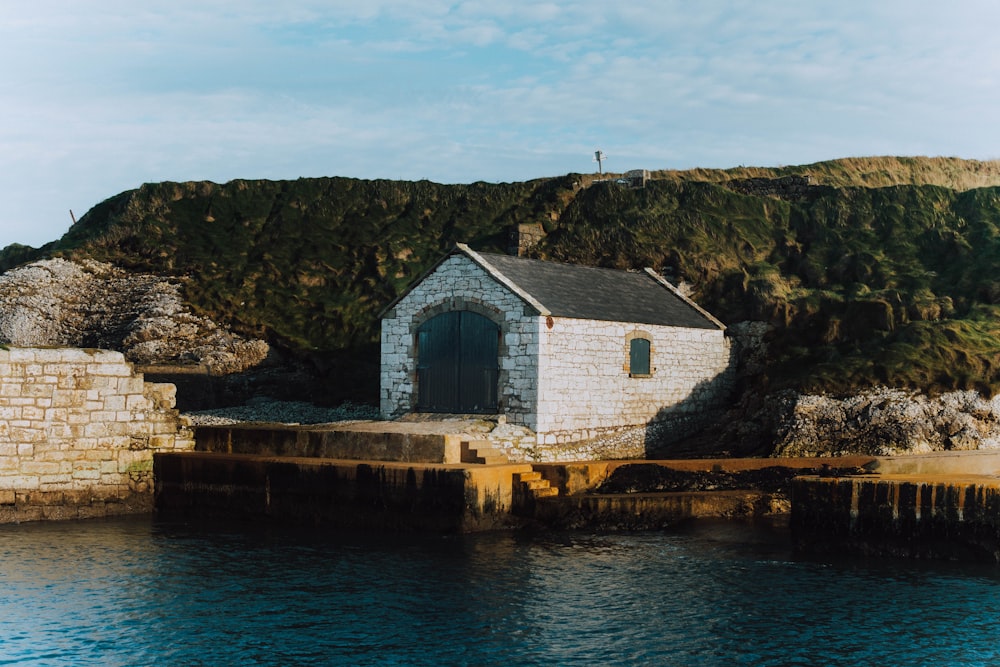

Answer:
[460,439,511,465]
[514,470,559,499]
[459,441,479,463]
[473,446,504,458]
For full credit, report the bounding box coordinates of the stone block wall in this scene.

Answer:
[0,347,195,522]
[533,318,732,453]
[380,254,540,424]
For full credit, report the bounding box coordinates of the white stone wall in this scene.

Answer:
[380,255,540,424]
[534,317,732,447]
[0,347,195,520]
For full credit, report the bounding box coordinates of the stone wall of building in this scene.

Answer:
[534,318,733,450]
[0,347,195,522]
[380,255,540,424]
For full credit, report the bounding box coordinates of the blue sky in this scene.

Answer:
[2,1,999,248]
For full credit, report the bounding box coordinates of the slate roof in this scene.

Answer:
[471,248,723,330]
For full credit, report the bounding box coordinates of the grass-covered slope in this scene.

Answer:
[539,179,1000,395]
[653,156,1000,190]
[45,176,577,351]
[5,156,1000,403]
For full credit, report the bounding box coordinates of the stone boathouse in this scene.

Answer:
[379,244,734,460]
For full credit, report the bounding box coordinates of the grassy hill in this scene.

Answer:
[5,156,1000,405]
[652,156,1000,190]
[541,178,1000,395]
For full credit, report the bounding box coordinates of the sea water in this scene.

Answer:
[1,516,1000,666]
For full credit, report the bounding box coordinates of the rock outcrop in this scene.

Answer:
[0,258,268,374]
[771,388,1000,457]
[672,382,1000,459]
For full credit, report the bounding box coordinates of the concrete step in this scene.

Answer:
[514,470,559,499]
[460,439,488,463]
[461,439,511,465]
[473,446,504,457]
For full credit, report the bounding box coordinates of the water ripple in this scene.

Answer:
[2,518,1000,665]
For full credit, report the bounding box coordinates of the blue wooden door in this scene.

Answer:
[416,311,499,413]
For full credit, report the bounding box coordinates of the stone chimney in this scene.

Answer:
[507,223,547,256]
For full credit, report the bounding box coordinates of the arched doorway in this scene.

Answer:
[416,311,499,413]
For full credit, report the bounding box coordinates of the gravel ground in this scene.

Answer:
[185,399,380,426]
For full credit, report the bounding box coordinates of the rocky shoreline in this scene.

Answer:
[183,388,1000,461]
[723,387,1000,457]
[179,388,1000,471]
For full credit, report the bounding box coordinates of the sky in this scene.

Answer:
[2,1,999,249]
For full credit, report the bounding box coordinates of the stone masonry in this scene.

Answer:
[533,317,732,455]
[0,347,195,522]
[381,254,541,427]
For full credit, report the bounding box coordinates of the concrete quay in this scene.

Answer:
[154,451,533,532]
[157,422,876,532]
[163,423,1000,551]
[792,451,1000,562]
[154,450,819,533]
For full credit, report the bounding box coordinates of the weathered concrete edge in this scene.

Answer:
[193,425,465,463]
[792,474,1000,562]
[532,456,876,496]
[154,451,811,533]
[154,451,534,533]
[867,450,1000,476]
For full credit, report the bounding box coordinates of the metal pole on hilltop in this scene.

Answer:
[594,150,606,175]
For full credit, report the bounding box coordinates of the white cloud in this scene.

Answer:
[3,1,1000,247]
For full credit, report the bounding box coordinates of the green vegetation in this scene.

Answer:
[6,156,1000,403]
[651,156,1000,191]
[41,176,578,351]
[541,177,1000,395]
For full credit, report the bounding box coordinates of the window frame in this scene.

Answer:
[625,330,654,378]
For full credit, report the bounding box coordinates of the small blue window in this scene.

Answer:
[629,338,651,376]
